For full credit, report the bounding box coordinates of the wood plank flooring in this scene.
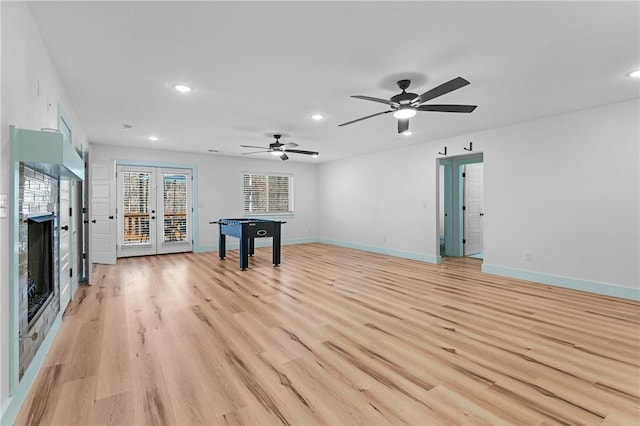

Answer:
[15,243,640,425]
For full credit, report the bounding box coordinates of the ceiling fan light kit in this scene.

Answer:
[393,107,417,119]
[339,76,477,133]
[172,84,192,93]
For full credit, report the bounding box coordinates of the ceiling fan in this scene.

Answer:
[240,134,319,161]
[339,76,477,133]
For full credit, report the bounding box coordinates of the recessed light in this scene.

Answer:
[311,113,324,121]
[626,69,640,78]
[148,135,159,141]
[173,84,192,93]
[402,130,412,136]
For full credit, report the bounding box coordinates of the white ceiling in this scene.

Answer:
[29,1,639,163]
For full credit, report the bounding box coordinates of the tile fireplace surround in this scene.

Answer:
[17,164,59,379]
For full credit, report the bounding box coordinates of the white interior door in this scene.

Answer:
[59,181,71,310]
[463,163,484,256]
[90,163,116,264]
[117,166,192,257]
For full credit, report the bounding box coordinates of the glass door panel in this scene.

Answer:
[117,166,156,257]
[157,169,192,254]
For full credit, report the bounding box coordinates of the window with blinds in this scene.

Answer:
[121,171,151,244]
[162,173,188,243]
[243,173,293,213]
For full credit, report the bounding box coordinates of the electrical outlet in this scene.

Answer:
[525,252,533,261]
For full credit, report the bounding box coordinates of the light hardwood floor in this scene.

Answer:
[15,243,640,425]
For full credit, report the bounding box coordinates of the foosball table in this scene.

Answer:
[210,218,286,270]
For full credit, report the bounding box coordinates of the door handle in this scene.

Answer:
[91,220,96,223]
[151,216,156,220]
[479,213,484,216]
[61,225,69,231]
[108,216,114,219]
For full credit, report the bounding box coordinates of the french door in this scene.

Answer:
[116,166,192,257]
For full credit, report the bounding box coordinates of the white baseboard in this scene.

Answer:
[482,264,639,301]
[318,238,439,264]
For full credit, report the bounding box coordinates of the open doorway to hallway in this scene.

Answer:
[438,153,484,259]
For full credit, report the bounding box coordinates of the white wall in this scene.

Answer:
[319,142,441,259]
[319,99,639,293]
[89,144,319,251]
[1,2,88,420]
[483,100,638,287]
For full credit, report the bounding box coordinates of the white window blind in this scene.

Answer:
[243,173,293,213]
[121,171,151,244]
[162,173,188,243]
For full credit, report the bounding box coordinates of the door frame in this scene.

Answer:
[437,153,484,258]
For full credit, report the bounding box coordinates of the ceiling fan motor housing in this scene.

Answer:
[391,80,418,106]
[391,92,419,106]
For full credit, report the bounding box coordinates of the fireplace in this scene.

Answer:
[27,214,55,324]
[18,164,59,379]
[12,126,85,381]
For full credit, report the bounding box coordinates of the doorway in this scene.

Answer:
[116,165,193,257]
[438,154,484,259]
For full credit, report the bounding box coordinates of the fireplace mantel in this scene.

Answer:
[11,126,84,180]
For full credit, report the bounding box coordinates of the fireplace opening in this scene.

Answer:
[27,214,55,324]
